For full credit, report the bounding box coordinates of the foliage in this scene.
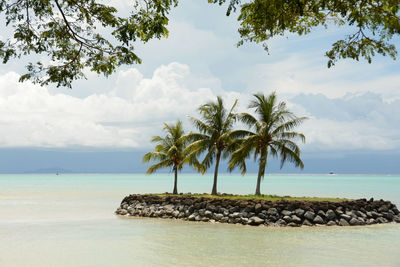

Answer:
[185,96,238,194]
[185,96,238,171]
[210,0,400,66]
[143,120,199,174]
[229,92,307,195]
[0,0,177,87]
[2,1,399,87]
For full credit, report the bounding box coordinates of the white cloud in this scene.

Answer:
[244,53,400,99]
[290,93,400,151]
[0,62,399,152]
[0,63,219,148]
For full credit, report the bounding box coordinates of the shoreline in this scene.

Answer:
[116,194,400,227]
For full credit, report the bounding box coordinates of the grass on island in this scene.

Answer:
[151,193,349,202]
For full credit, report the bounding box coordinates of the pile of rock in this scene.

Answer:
[115,194,400,227]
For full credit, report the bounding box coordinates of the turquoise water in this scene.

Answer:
[1,173,400,266]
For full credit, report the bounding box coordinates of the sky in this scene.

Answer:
[0,1,399,173]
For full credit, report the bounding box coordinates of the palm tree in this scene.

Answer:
[229,92,307,195]
[143,120,199,194]
[185,96,238,195]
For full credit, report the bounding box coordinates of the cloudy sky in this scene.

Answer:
[1,1,399,173]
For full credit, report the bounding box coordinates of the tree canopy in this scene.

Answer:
[185,96,238,195]
[228,92,307,195]
[1,0,399,87]
[212,0,400,67]
[0,0,177,87]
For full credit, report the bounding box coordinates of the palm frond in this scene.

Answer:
[188,116,212,134]
[146,159,171,174]
[272,117,308,135]
[142,151,166,163]
[184,138,212,156]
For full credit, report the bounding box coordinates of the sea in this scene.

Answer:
[0,173,399,266]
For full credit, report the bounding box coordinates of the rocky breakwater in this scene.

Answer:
[115,194,400,227]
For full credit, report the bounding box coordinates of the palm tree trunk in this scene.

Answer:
[173,166,178,194]
[255,157,266,195]
[211,151,221,195]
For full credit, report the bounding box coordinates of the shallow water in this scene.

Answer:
[1,174,400,266]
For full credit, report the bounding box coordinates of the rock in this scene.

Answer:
[172,210,180,218]
[258,213,266,220]
[287,222,300,227]
[349,217,360,225]
[317,210,326,218]
[220,217,229,223]
[214,213,224,221]
[345,210,355,217]
[267,208,278,216]
[241,217,250,224]
[254,203,262,213]
[275,219,287,226]
[249,216,264,225]
[326,221,337,226]
[340,214,352,221]
[382,212,394,220]
[355,210,366,218]
[268,214,279,222]
[283,216,292,223]
[198,209,206,216]
[326,210,336,221]
[304,211,316,221]
[376,217,388,224]
[118,194,400,227]
[281,210,292,216]
[378,205,389,213]
[233,217,241,224]
[230,212,241,218]
[291,215,302,224]
[392,208,400,215]
[371,211,381,218]
[164,204,175,211]
[295,208,305,217]
[366,218,375,225]
[204,210,213,218]
[135,204,144,209]
[335,207,344,215]
[118,209,128,215]
[313,215,324,224]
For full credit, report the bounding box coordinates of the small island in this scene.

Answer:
[117,94,400,228]
[116,194,400,227]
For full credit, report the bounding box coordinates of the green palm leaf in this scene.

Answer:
[229,92,307,195]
